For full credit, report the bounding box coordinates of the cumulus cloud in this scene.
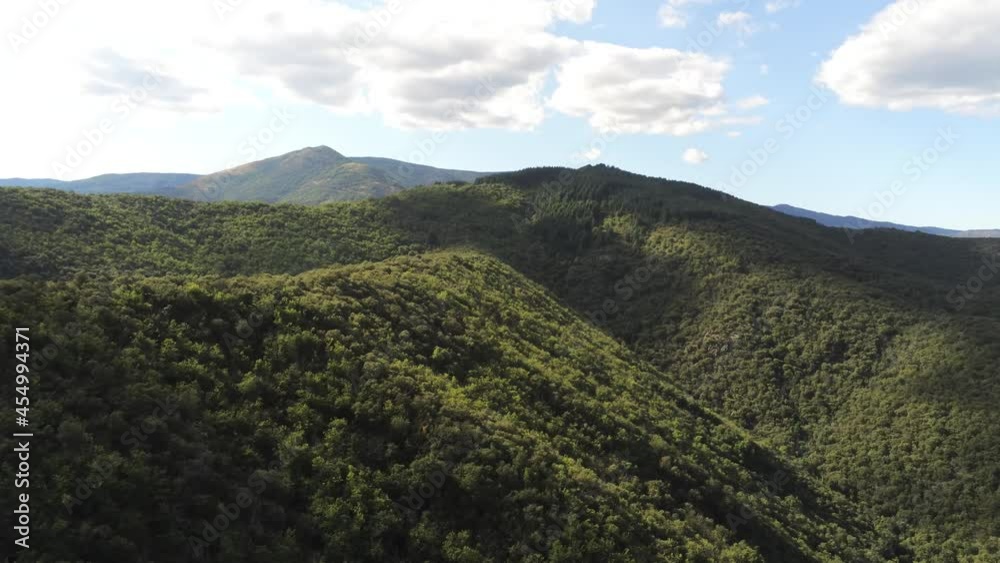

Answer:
[683,148,709,164]
[549,42,752,135]
[0,0,748,176]
[222,0,586,130]
[817,0,1000,116]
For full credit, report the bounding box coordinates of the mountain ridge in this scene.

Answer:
[0,172,200,194]
[0,146,488,205]
[3,150,994,235]
[773,203,1000,238]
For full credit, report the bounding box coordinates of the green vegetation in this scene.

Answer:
[171,147,486,204]
[1,253,895,562]
[2,165,999,561]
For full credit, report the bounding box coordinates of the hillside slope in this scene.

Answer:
[171,147,486,204]
[2,168,999,560]
[0,252,890,562]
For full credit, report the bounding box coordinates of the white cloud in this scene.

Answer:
[0,0,595,141]
[683,147,709,164]
[656,0,715,29]
[549,42,753,136]
[0,0,753,178]
[817,0,1000,116]
[553,0,597,24]
[726,131,742,138]
[658,5,687,28]
[760,64,769,76]
[736,95,769,109]
[716,11,757,38]
[766,0,801,14]
[577,146,603,161]
[223,0,588,130]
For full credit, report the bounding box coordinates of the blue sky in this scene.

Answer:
[1,0,996,229]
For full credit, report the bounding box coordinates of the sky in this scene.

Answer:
[1,0,997,230]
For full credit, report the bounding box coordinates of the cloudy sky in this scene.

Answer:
[1,0,997,229]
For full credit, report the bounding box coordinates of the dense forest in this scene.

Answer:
[1,165,998,561]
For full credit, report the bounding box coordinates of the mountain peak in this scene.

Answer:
[294,145,345,159]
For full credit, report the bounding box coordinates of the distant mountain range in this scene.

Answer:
[0,173,201,194]
[773,204,1000,238]
[0,146,487,204]
[3,153,996,237]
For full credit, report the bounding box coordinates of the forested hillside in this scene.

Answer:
[2,166,999,561]
[0,253,892,562]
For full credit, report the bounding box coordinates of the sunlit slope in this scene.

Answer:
[0,252,889,562]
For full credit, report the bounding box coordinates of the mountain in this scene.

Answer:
[170,146,488,204]
[772,203,999,238]
[0,172,199,194]
[4,165,1000,560]
[0,148,487,204]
